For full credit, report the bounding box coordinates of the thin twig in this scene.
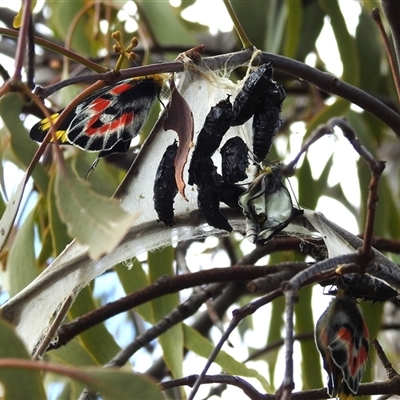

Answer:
[12,0,32,80]
[372,338,399,380]
[278,289,296,400]
[27,14,35,89]
[284,124,334,174]
[161,374,264,400]
[380,1,400,81]
[222,0,253,49]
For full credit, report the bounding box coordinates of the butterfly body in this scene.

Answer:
[315,290,369,400]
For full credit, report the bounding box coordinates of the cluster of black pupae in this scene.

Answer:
[153,62,298,243]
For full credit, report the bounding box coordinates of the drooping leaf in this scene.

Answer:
[137,1,196,47]
[304,98,350,140]
[6,205,40,297]
[355,8,382,93]
[68,285,121,365]
[295,1,325,61]
[0,93,48,194]
[115,259,153,322]
[48,1,98,56]
[284,0,302,59]
[54,162,136,260]
[0,177,27,253]
[0,317,46,400]
[319,0,359,85]
[48,172,71,255]
[148,247,184,381]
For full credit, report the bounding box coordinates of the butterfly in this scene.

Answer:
[30,74,164,172]
[315,289,369,400]
[238,165,300,243]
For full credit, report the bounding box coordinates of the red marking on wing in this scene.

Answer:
[337,327,352,345]
[85,112,134,137]
[90,97,112,114]
[109,82,133,95]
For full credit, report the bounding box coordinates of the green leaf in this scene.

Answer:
[54,162,136,260]
[230,1,270,49]
[6,205,40,297]
[360,302,383,386]
[68,285,122,365]
[266,295,284,389]
[304,98,350,140]
[295,1,325,61]
[298,155,317,210]
[284,0,302,59]
[355,8,382,92]
[318,0,359,85]
[0,93,48,194]
[295,285,321,390]
[137,2,196,47]
[0,177,27,253]
[48,172,72,255]
[0,317,46,400]
[74,152,122,197]
[48,1,98,56]
[115,259,153,322]
[148,247,183,380]
[77,369,164,400]
[265,2,287,54]
[183,324,272,392]
[48,337,99,367]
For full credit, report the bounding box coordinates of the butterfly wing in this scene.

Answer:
[30,75,163,156]
[30,109,75,144]
[328,306,369,395]
[67,78,161,153]
[315,291,369,400]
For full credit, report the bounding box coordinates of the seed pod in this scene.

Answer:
[231,63,274,126]
[153,141,178,226]
[188,96,233,185]
[315,290,369,399]
[220,137,249,183]
[252,83,286,162]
